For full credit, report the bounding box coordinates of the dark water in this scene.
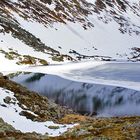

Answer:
[12,73,140,117]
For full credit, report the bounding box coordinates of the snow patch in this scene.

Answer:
[0,87,76,136]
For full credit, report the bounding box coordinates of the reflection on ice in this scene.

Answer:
[12,73,140,117]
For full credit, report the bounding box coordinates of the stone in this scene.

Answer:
[4,96,11,104]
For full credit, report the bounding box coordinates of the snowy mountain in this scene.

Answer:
[0,0,140,68]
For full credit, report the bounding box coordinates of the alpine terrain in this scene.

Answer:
[0,0,140,139]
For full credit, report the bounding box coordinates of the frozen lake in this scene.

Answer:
[12,62,140,117]
[14,61,140,91]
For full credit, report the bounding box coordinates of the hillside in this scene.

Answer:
[0,0,140,68]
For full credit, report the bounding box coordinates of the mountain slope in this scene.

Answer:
[0,75,76,136]
[0,0,140,67]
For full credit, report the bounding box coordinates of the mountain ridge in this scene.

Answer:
[0,0,140,66]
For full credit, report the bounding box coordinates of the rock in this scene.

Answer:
[1,104,7,107]
[19,111,37,121]
[39,59,48,65]
[77,129,91,136]
[48,126,60,129]
[0,73,3,77]
[3,76,9,80]
[0,73,8,80]
[4,96,11,104]
[87,126,94,131]
[33,105,40,113]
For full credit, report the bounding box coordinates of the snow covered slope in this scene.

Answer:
[0,85,76,136]
[0,0,140,67]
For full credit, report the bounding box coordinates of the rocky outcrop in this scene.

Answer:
[0,49,49,65]
[0,75,74,122]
